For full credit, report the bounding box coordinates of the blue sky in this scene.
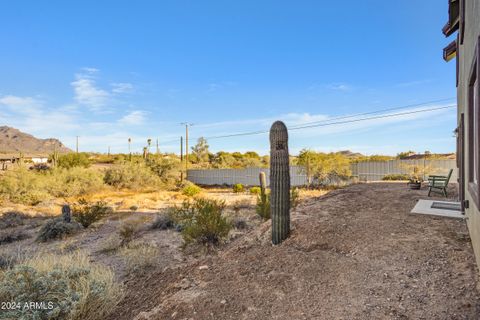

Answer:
[0,1,457,155]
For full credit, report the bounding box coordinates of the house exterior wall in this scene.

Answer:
[457,0,480,268]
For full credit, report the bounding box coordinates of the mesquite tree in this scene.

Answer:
[269,121,290,245]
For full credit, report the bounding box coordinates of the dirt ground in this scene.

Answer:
[106,182,480,320]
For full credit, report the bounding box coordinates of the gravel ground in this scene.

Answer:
[109,182,480,320]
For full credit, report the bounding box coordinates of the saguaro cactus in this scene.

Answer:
[62,205,71,223]
[269,121,290,244]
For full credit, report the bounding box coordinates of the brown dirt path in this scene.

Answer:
[110,183,480,320]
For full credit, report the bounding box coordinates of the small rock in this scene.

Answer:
[220,299,227,304]
[199,265,209,270]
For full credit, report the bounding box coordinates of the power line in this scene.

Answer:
[196,104,456,141]
[118,98,457,148]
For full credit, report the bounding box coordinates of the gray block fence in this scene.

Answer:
[186,159,457,186]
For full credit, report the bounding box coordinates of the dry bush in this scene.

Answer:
[118,219,143,246]
[150,213,175,230]
[0,229,30,245]
[232,217,248,230]
[119,241,158,272]
[97,236,121,254]
[72,199,113,228]
[0,211,28,229]
[36,218,83,242]
[0,251,122,320]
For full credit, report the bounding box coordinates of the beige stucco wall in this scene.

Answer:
[457,0,480,268]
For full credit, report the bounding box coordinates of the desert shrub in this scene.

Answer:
[119,241,158,272]
[57,152,91,169]
[146,157,181,186]
[256,192,271,220]
[46,167,104,198]
[118,220,142,246]
[129,205,139,212]
[0,251,122,320]
[36,218,82,242]
[151,213,174,230]
[0,230,30,245]
[0,167,50,205]
[290,187,300,209]
[72,199,113,228]
[232,217,248,230]
[104,162,161,190]
[382,174,410,181]
[169,198,231,245]
[0,167,104,205]
[0,211,28,229]
[249,186,261,195]
[182,182,202,197]
[232,183,244,193]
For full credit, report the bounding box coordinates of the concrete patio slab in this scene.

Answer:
[410,199,465,219]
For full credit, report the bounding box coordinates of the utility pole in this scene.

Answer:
[180,136,184,182]
[156,138,160,155]
[108,146,111,157]
[76,136,79,153]
[180,123,193,178]
[128,138,132,161]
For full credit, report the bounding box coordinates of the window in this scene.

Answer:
[468,37,480,207]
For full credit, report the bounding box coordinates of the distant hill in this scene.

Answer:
[0,126,71,155]
[338,150,364,158]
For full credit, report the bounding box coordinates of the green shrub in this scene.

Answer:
[146,157,181,185]
[36,218,82,242]
[256,192,271,220]
[0,167,50,205]
[0,252,122,320]
[0,167,104,205]
[249,186,261,195]
[232,183,244,193]
[46,167,104,198]
[290,187,300,209]
[57,152,91,169]
[72,199,112,228]
[169,198,231,245]
[182,182,202,197]
[104,162,161,190]
[382,174,410,181]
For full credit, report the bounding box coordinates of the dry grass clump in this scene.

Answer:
[119,241,158,272]
[0,251,122,320]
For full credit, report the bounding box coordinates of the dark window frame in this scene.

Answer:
[459,0,465,44]
[467,37,480,208]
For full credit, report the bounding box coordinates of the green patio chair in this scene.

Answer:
[427,169,453,197]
